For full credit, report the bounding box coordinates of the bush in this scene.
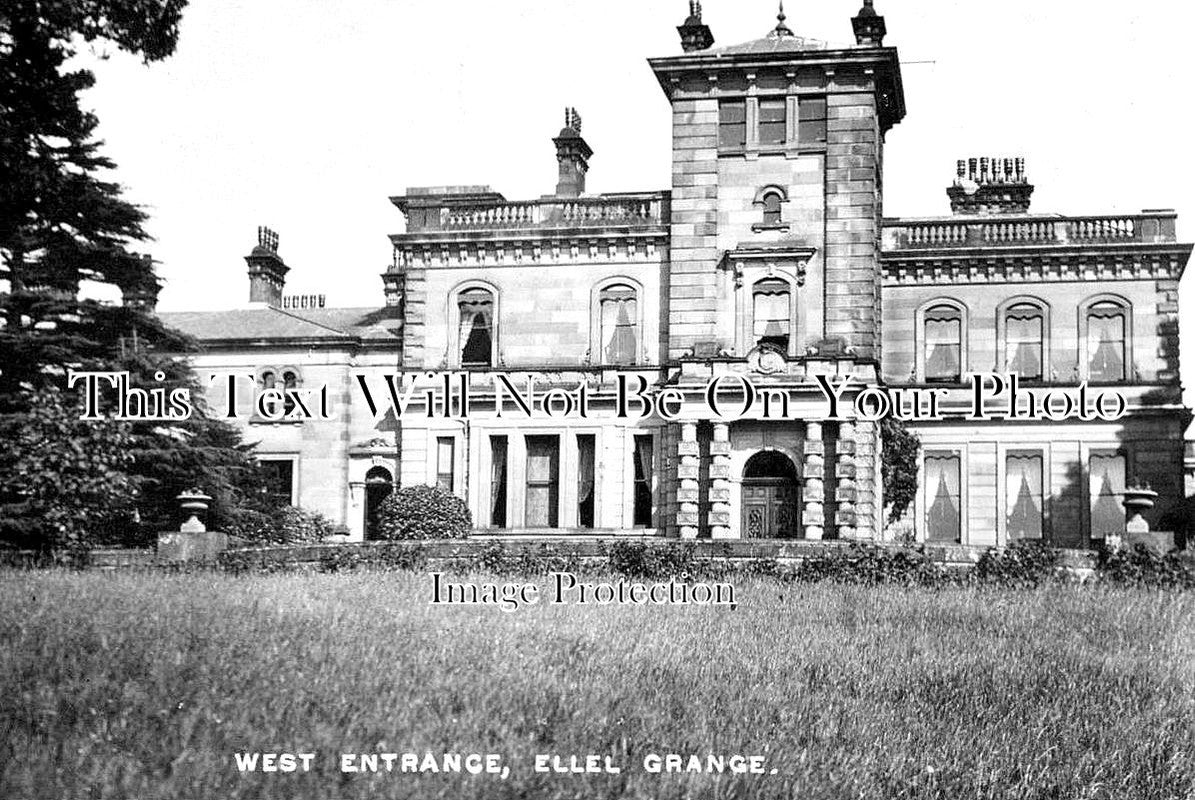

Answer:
[227,506,340,546]
[1097,544,1195,589]
[791,543,950,587]
[375,485,472,541]
[974,540,1064,588]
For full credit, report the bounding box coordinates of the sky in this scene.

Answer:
[81,1,1194,349]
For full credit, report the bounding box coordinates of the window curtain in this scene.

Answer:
[490,438,507,527]
[752,282,790,345]
[1090,453,1127,540]
[577,436,595,529]
[1005,310,1043,379]
[633,437,653,527]
[459,293,493,366]
[925,310,961,380]
[1088,307,1125,381]
[600,288,637,365]
[1006,454,1044,539]
[925,455,961,542]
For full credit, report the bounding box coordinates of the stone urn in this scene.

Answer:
[176,489,212,533]
[1120,483,1159,551]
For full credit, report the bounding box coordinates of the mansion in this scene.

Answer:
[163,2,1193,546]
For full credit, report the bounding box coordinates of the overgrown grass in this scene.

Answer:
[1,571,1192,799]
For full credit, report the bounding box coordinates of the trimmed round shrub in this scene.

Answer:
[376,485,472,541]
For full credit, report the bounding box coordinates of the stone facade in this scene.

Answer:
[165,3,1192,547]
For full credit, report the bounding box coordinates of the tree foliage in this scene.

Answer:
[0,388,136,552]
[0,1,276,550]
[881,415,921,524]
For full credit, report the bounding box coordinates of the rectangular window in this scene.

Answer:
[798,96,827,145]
[752,279,791,351]
[1089,452,1127,542]
[436,437,455,492]
[577,434,596,529]
[758,97,786,148]
[259,458,295,507]
[924,453,961,543]
[632,435,654,527]
[1006,452,1044,540]
[489,436,507,528]
[525,435,560,528]
[718,99,747,149]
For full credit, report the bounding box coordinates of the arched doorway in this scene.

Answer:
[364,466,394,541]
[741,451,800,539]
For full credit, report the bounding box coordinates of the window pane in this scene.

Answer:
[925,454,961,542]
[259,459,295,507]
[578,435,595,529]
[753,281,790,350]
[798,96,827,144]
[762,193,782,225]
[1088,306,1125,382]
[925,312,962,382]
[1006,308,1043,380]
[459,290,494,367]
[1006,454,1044,540]
[758,98,786,146]
[490,436,507,528]
[1090,453,1126,541]
[436,437,454,492]
[633,436,654,527]
[600,285,638,365]
[525,436,559,528]
[719,100,746,148]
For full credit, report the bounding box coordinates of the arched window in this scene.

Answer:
[282,369,299,416]
[1086,301,1127,382]
[458,287,495,367]
[924,305,963,383]
[762,192,783,226]
[1004,303,1044,380]
[599,284,638,365]
[752,279,791,351]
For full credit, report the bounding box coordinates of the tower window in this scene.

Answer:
[758,98,786,147]
[719,99,747,149]
[753,279,791,351]
[761,192,783,226]
[798,96,827,144]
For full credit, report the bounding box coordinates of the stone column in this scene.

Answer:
[677,422,700,539]
[835,421,858,540]
[710,423,732,539]
[803,421,825,540]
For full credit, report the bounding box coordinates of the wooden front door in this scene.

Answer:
[742,479,798,539]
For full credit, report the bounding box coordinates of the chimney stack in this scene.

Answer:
[245,226,289,306]
[852,0,886,47]
[678,1,715,52]
[553,108,593,198]
[947,156,1034,216]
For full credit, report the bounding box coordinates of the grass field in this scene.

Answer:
[1,571,1193,800]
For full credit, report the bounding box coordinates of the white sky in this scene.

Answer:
[82,0,1194,392]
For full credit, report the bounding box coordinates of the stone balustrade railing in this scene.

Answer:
[440,194,666,231]
[884,211,1177,250]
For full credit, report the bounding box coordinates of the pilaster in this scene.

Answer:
[803,421,825,540]
[710,422,732,538]
[677,421,701,539]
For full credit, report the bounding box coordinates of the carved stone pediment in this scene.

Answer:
[720,244,815,289]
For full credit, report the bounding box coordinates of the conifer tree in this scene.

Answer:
[0,1,273,548]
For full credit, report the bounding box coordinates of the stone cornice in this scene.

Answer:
[882,244,1190,285]
[393,234,667,271]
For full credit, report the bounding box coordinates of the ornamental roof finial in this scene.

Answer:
[773,0,794,37]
